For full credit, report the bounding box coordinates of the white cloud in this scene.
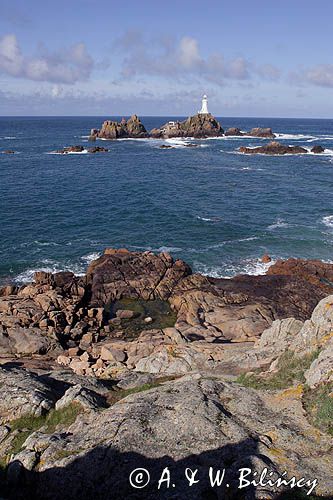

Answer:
[177,37,202,68]
[116,32,278,86]
[305,64,333,87]
[0,34,94,84]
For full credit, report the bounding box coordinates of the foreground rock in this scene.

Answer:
[1,252,333,498]
[89,115,148,140]
[1,373,332,499]
[150,113,224,138]
[239,141,308,155]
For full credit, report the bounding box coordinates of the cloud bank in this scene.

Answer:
[0,34,93,84]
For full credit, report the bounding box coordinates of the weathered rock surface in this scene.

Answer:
[89,115,148,140]
[239,141,308,155]
[0,251,331,378]
[2,376,332,499]
[150,113,224,138]
[0,366,55,420]
[305,337,333,387]
[87,248,191,304]
[268,257,333,294]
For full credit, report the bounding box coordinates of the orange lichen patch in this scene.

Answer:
[264,430,279,442]
[276,384,304,399]
[324,302,333,309]
[319,331,333,345]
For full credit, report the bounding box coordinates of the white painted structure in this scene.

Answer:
[198,94,209,114]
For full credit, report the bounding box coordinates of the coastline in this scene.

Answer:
[0,248,333,498]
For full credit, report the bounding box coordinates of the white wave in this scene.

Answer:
[155,246,183,253]
[33,240,60,247]
[197,216,222,222]
[275,133,316,140]
[242,258,276,276]
[267,218,290,230]
[4,136,16,139]
[164,138,199,149]
[81,252,101,264]
[13,259,86,283]
[322,215,333,228]
[303,146,333,156]
[47,149,89,155]
[194,257,275,279]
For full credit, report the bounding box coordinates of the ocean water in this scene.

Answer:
[1,116,333,284]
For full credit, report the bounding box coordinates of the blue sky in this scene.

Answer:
[1,0,333,117]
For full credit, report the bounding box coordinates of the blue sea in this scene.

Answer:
[1,116,333,284]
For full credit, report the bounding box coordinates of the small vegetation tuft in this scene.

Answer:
[106,376,177,406]
[236,350,319,390]
[0,403,83,466]
[303,382,333,436]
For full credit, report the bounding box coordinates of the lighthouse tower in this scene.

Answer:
[198,94,209,115]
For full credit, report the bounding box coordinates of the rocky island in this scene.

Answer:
[87,96,280,141]
[239,141,326,155]
[150,113,224,138]
[89,114,148,140]
[0,248,332,499]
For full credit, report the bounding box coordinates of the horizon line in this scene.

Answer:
[0,115,332,120]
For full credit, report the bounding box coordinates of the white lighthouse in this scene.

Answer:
[198,94,209,115]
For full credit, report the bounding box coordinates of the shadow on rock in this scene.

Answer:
[4,438,330,500]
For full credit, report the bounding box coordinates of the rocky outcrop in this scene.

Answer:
[150,113,224,138]
[311,145,325,153]
[0,251,330,378]
[87,248,191,304]
[53,146,108,154]
[239,141,308,155]
[267,257,333,294]
[1,373,332,499]
[1,253,333,498]
[225,127,243,136]
[89,115,148,140]
[248,127,276,138]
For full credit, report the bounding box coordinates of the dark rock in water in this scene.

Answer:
[159,144,174,148]
[239,141,308,155]
[248,127,275,138]
[87,146,108,153]
[55,145,85,154]
[2,150,15,154]
[225,127,243,136]
[54,146,108,154]
[150,113,224,139]
[311,145,325,153]
[89,114,148,140]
